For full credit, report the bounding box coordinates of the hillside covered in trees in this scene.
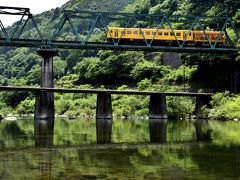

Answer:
[0,0,240,119]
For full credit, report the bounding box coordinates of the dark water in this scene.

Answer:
[0,118,240,179]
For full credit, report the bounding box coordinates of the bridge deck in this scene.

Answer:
[0,39,238,53]
[0,86,212,96]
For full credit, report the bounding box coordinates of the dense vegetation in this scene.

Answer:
[0,0,240,119]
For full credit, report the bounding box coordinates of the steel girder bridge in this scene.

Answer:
[0,6,239,53]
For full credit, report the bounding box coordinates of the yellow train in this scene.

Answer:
[107,27,225,45]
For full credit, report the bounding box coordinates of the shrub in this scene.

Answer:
[15,98,35,115]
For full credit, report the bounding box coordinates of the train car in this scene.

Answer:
[107,27,225,45]
[107,27,193,43]
[193,31,225,44]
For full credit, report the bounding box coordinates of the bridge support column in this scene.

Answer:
[96,92,112,143]
[149,94,167,119]
[195,95,212,119]
[148,94,168,143]
[34,48,58,147]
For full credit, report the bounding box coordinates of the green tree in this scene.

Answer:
[131,61,171,82]
[53,57,67,79]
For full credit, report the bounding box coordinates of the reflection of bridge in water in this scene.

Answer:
[0,6,239,146]
[0,118,226,180]
[0,117,211,147]
[0,86,212,145]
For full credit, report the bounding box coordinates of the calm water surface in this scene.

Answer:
[0,118,240,179]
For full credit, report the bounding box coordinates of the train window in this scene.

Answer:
[152,32,156,35]
[146,31,150,35]
[158,32,162,35]
[127,31,132,34]
[170,32,174,36]
[133,31,138,35]
[121,31,125,35]
[164,32,168,36]
[110,30,113,33]
[184,32,191,37]
[176,33,181,36]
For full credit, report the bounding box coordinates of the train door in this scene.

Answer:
[114,30,118,38]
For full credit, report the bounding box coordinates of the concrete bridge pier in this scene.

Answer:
[195,95,212,118]
[34,48,58,147]
[148,94,168,143]
[96,92,113,143]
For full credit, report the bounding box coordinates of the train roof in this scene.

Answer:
[108,27,224,33]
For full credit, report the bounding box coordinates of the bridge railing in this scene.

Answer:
[53,11,239,48]
[0,6,43,40]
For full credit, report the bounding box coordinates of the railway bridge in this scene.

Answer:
[0,6,239,146]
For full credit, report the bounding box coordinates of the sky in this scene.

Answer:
[0,0,70,27]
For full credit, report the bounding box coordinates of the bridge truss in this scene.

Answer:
[0,6,239,53]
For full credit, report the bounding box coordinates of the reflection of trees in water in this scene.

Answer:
[130,145,198,178]
[1,118,240,147]
[208,121,240,145]
[0,139,4,147]
[4,121,27,138]
[74,148,137,179]
[189,144,240,178]
[112,119,149,143]
[167,120,196,142]
[0,144,239,179]
[54,118,97,145]
[0,149,53,180]
[52,145,240,179]
[0,120,33,147]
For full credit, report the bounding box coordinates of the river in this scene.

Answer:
[0,118,239,179]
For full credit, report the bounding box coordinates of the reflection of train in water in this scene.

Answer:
[107,27,225,45]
